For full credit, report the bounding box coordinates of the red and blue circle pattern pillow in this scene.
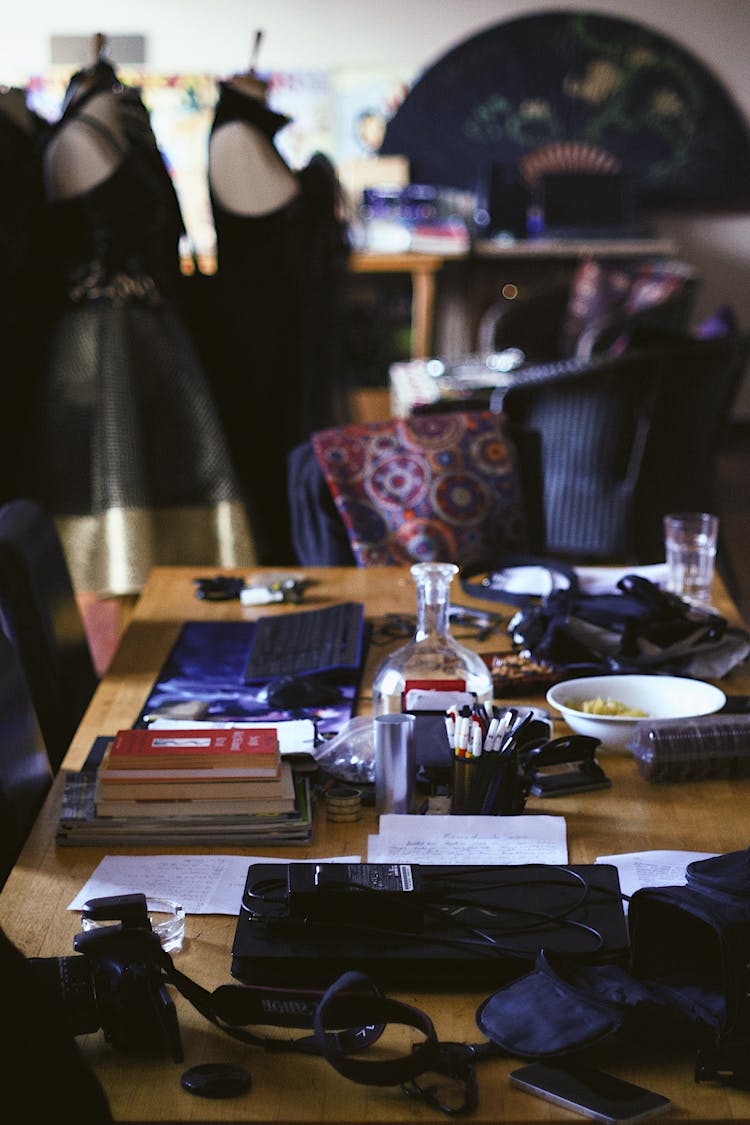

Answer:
[311,412,528,566]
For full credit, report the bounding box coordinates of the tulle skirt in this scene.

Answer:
[36,296,256,595]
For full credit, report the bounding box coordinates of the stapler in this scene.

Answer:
[521,735,610,797]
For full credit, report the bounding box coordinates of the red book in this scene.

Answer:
[105,727,280,774]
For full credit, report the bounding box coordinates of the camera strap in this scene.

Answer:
[162,956,490,1114]
[459,554,579,607]
[161,953,382,1056]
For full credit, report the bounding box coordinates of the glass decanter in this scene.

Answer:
[372,562,494,715]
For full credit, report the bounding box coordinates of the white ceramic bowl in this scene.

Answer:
[546,674,726,750]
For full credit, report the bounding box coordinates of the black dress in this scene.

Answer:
[35,79,255,596]
[0,102,51,502]
[207,83,349,564]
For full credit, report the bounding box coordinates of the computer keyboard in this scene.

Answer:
[243,601,366,682]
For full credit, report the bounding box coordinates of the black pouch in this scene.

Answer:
[476,849,750,1087]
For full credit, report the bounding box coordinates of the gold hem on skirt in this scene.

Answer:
[57,501,257,597]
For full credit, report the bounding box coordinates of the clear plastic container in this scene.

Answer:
[628,714,750,782]
[372,562,494,716]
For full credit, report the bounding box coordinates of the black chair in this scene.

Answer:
[0,625,52,886]
[288,440,358,566]
[0,500,98,774]
[491,333,750,564]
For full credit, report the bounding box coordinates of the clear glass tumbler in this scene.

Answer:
[663,512,719,606]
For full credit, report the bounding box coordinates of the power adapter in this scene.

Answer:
[286,862,424,931]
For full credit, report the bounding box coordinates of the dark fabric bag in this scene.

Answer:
[461,561,750,679]
[476,849,750,1087]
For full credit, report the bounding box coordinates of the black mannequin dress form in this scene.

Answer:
[36,69,255,597]
[208,81,349,564]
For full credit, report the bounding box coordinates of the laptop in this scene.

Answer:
[540,171,647,240]
[231,861,629,987]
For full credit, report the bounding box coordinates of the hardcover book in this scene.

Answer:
[106,726,280,772]
[57,743,313,847]
[95,763,295,811]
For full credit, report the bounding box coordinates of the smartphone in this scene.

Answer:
[509,1062,671,1124]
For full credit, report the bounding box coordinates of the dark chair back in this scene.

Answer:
[496,334,750,562]
[633,333,750,560]
[0,626,52,885]
[0,500,98,773]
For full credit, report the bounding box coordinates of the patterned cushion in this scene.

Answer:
[311,412,528,567]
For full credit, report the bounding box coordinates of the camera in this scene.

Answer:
[28,893,183,1060]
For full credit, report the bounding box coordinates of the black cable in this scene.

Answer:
[257,906,606,962]
[242,864,623,959]
[421,900,606,955]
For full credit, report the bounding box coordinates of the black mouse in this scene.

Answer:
[265,672,344,710]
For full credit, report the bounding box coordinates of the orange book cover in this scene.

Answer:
[106,727,279,771]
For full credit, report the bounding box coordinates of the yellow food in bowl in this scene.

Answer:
[571,696,649,718]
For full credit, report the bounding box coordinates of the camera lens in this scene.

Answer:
[28,955,100,1037]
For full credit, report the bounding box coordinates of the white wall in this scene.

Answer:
[2,0,749,84]
[4,0,750,409]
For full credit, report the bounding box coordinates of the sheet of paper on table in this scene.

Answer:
[69,853,360,916]
[368,813,568,865]
[595,849,718,902]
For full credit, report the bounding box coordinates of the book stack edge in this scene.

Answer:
[57,730,314,846]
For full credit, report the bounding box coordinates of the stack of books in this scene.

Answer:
[57,727,313,846]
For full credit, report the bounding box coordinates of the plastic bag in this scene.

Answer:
[312,716,374,784]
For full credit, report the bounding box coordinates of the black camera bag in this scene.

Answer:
[476,848,750,1087]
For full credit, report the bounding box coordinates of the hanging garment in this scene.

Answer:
[0,99,51,502]
[207,82,349,563]
[35,77,255,596]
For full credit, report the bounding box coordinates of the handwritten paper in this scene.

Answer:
[69,853,359,916]
[595,849,717,901]
[368,813,568,865]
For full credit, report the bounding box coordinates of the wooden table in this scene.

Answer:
[3,565,750,1122]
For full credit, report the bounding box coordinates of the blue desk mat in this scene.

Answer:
[137,621,360,736]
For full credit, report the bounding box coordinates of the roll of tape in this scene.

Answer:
[325,786,362,821]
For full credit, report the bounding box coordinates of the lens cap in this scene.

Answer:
[181,1062,251,1099]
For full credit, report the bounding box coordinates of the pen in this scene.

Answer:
[485,716,500,752]
[470,718,483,758]
[499,709,533,755]
[492,707,516,751]
[473,701,490,732]
[455,705,472,758]
[445,706,457,749]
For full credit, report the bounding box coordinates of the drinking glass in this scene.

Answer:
[663,512,719,606]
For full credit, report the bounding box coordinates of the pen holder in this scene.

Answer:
[451,756,476,815]
[374,714,416,814]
